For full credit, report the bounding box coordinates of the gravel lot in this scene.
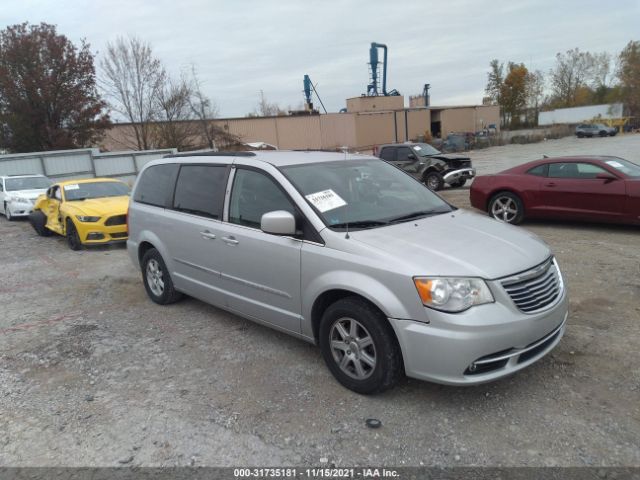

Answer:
[1,134,639,467]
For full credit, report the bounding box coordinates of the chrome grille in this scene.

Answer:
[501,258,562,313]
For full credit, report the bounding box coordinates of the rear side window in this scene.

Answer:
[134,164,179,207]
[172,165,227,219]
[548,162,608,179]
[527,164,547,176]
[379,148,395,161]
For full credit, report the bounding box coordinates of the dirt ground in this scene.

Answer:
[1,135,639,467]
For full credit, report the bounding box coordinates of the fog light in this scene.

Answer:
[468,363,477,372]
[86,232,105,240]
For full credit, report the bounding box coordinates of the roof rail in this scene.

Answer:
[163,151,256,158]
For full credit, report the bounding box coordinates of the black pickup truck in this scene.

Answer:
[376,142,475,191]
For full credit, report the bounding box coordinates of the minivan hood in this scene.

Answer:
[349,209,551,279]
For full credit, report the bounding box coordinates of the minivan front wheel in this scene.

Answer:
[319,297,403,394]
[141,248,183,305]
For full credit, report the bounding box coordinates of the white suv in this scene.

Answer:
[0,174,52,220]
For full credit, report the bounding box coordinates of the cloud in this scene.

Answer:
[1,0,637,116]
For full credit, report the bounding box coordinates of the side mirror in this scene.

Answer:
[261,210,296,235]
[596,173,617,182]
[408,153,417,160]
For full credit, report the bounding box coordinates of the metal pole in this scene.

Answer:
[404,110,409,142]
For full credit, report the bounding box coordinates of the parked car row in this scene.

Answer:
[4,146,638,394]
[1,174,130,249]
[575,123,618,138]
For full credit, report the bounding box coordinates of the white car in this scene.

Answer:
[0,174,53,220]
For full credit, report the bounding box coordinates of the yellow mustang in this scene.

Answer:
[29,178,130,250]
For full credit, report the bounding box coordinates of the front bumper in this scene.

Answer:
[76,220,128,245]
[389,288,568,385]
[6,201,35,217]
[443,168,476,185]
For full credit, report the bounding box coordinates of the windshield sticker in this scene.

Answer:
[64,184,80,190]
[305,189,347,213]
[413,145,422,151]
[606,160,624,168]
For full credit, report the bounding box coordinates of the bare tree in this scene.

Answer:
[152,76,199,150]
[251,90,286,117]
[549,48,597,107]
[100,36,166,150]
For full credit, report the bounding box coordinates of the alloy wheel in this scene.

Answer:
[146,259,165,297]
[491,196,519,223]
[329,317,377,380]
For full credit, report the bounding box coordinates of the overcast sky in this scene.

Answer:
[2,0,638,118]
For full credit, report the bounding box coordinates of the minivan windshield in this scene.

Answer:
[281,158,452,230]
[5,176,52,191]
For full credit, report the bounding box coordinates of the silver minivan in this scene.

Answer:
[127,151,568,393]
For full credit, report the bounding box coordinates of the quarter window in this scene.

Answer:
[229,169,295,229]
[527,164,547,177]
[172,165,227,219]
[548,162,608,179]
[134,164,179,207]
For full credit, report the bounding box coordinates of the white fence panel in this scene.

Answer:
[0,157,44,176]
[94,154,135,176]
[0,148,176,180]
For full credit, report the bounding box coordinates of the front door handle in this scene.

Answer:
[545,182,556,187]
[200,231,216,240]
[222,236,239,245]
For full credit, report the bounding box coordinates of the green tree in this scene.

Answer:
[0,22,110,153]
[618,40,640,118]
[484,59,504,125]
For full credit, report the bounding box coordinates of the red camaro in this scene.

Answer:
[470,156,640,225]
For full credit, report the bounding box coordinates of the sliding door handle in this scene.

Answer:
[222,236,239,245]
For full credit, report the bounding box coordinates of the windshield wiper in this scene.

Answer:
[69,197,88,202]
[388,209,447,223]
[330,220,389,229]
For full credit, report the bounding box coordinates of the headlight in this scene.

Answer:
[413,277,494,312]
[11,196,29,203]
[76,215,101,222]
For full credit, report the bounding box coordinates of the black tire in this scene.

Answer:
[4,202,13,221]
[423,171,444,191]
[576,133,584,138]
[66,218,83,251]
[28,210,53,236]
[609,131,617,137]
[141,248,183,305]
[319,296,403,394]
[488,191,525,225]
[599,131,607,137]
[449,178,467,188]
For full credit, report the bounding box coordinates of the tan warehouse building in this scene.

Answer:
[100,96,499,153]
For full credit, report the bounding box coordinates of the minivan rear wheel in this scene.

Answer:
[141,248,184,305]
[319,297,403,394]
